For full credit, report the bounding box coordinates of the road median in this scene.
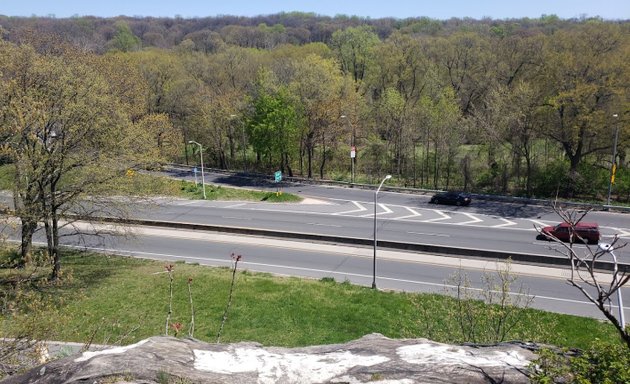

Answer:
[77,215,630,273]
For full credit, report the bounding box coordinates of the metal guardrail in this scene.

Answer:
[88,215,630,273]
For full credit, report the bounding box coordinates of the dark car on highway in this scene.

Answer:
[429,191,471,206]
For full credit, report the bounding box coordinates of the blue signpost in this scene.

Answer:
[193,167,198,186]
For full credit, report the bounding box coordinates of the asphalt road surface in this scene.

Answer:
[22,221,627,321]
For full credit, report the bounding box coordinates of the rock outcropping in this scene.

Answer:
[2,333,536,383]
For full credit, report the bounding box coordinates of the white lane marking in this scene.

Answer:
[455,213,482,225]
[332,201,367,215]
[529,219,553,228]
[221,216,252,220]
[306,223,342,228]
[165,199,574,234]
[407,231,450,238]
[224,203,246,208]
[212,200,534,231]
[174,200,199,206]
[423,210,451,222]
[493,218,517,228]
[358,203,393,218]
[605,227,630,238]
[395,207,422,220]
[68,245,603,310]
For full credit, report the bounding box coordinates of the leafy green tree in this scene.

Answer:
[109,21,141,52]
[367,32,439,180]
[0,42,157,279]
[247,73,300,175]
[288,54,345,179]
[373,87,406,176]
[132,50,202,164]
[429,32,494,116]
[330,26,380,86]
[474,82,543,196]
[0,42,48,265]
[538,23,629,197]
[422,87,462,189]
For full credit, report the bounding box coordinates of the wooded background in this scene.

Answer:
[1,13,628,201]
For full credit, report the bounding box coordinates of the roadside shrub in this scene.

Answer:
[529,160,570,197]
[531,339,630,383]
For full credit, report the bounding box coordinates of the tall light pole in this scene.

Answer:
[372,174,392,289]
[188,140,206,199]
[599,242,625,329]
[606,113,619,206]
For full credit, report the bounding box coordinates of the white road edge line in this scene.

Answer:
[224,203,246,208]
[306,223,342,228]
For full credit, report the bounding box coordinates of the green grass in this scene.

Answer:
[0,249,620,349]
[0,164,301,203]
[0,164,13,190]
[176,178,301,202]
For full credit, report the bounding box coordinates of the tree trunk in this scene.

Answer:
[525,155,532,198]
[433,141,439,189]
[305,132,314,179]
[319,134,327,179]
[19,219,37,266]
[566,154,581,198]
[50,214,61,281]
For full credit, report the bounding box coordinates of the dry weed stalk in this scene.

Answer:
[534,203,630,348]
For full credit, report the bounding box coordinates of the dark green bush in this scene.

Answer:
[531,339,630,383]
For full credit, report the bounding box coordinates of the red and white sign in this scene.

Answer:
[350,146,356,158]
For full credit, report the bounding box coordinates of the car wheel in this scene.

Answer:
[455,201,461,206]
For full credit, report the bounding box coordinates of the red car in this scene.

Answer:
[537,222,600,244]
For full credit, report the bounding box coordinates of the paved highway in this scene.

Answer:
[161,166,630,228]
[4,168,629,321]
[41,222,627,321]
[125,196,630,263]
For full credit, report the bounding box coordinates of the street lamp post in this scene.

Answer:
[599,242,625,330]
[188,140,206,199]
[606,114,619,206]
[372,174,392,289]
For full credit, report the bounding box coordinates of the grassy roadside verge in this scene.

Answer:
[0,165,301,203]
[0,249,620,350]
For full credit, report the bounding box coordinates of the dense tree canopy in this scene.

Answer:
[0,13,629,207]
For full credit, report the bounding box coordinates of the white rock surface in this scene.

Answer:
[3,334,536,383]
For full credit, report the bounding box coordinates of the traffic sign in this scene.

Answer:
[350,146,356,158]
[274,170,282,182]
